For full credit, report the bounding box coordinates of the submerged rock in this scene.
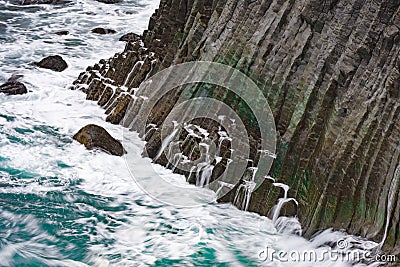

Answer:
[20,0,52,4]
[20,0,68,4]
[54,30,69,36]
[34,55,68,72]
[95,0,120,3]
[119,32,141,42]
[91,28,117,35]
[73,124,125,156]
[7,74,24,83]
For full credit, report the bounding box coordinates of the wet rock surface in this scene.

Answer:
[91,28,116,35]
[72,0,400,255]
[73,124,125,156]
[0,75,27,95]
[34,55,68,72]
[54,30,69,35]
[0,81,27,95]
[119,32,141,42]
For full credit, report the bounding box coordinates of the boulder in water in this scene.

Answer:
[34,55,68,72]
[73,124,125,156]
[0,75,28,95]
[91,28,116,35]
[0,82,27,95]
[54,30,69,36]
[95,0,120,3]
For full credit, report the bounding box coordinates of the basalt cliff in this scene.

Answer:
[72,0,400,256]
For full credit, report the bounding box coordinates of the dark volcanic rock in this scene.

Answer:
[73,124,125,156]
[91,28,117,35]
[95,0,120,3]
[119,33,141,42]
[0,80,27,95]
[72,0,400,256]
[54,30,69,36]
[21,0,52,4]
[20,0,68,4]
[34,55,68,72]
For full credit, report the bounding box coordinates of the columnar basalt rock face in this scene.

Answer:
[73,0,400,254]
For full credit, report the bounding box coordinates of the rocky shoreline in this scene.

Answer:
[71,0,400,257]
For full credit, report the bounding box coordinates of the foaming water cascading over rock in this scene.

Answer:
[120,61,277,208]
[72,0,400,257]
